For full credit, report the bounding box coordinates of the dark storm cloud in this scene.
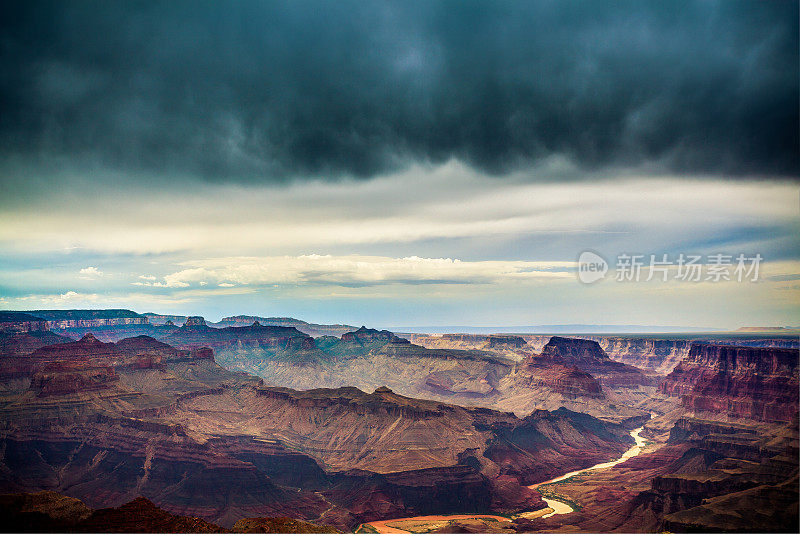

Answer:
[1,0,797,183]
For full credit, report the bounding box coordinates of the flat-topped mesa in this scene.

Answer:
[213,315,357,337]
[182,316,208,328]
[340,326,408,345]
[685,342,797,374]
[667,417,760,445]
[659,343,799,423]
[487,335,527,349]
[541,336,610,362]
[28,309,147,325]
[539,365,604,398]
[0,311,49,334]
[536,336,653,388]
[441,333,487,343]
[114,335,215,364]
[162,321,313,352]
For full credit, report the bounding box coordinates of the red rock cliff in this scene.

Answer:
[659,343,799,422]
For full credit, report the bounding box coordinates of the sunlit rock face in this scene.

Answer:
[537,337,654,388]
[597,338,692,374]
[515,351,604,398]
[660,343,800,423]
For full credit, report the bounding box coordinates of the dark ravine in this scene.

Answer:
[0,491,340,533]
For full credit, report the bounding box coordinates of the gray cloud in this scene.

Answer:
[1,0,797,187]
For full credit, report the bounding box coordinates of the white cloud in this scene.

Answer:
[0,162,797,328]
[78,266,103,279]
[5,291,100,306]
[0,165,795,257]
[148,255,574,288]
[0,290,197,311]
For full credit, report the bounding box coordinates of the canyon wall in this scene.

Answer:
[659,343,799,423]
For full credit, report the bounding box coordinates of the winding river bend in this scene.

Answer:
[530,426,647,518]
[361,425,647,533]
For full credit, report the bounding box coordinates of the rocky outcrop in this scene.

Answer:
[515,353,604,398]
[215,316,357,338]
[638,420,798,531]
[596,337,692,374]
[78,497,225,532]
[535,336,653,388]
[535,413,798,533]
[23,309,150,332]
[0,490,347,533]
[589,335,797,375]
[0,333,215,380]
[482,407,632,485]
[184,316,208,327]
[160,322,316,355]
[0,329,634,531]
[219,330,646,420]
[413,333,798,378]
[659,343,799,422]
[408,333,529,355]
[0,311,49,334]
[30,361,119,396]
[340,326,401,345]
[487,336,527,349]
[0,330,72,357]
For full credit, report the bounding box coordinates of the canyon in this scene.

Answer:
[0,309,797,532]
[0,322,638,531]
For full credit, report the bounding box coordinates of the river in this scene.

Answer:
[531,426,647,517]
[361,425,648,533]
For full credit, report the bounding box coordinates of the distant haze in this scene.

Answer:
[389,325,724,335]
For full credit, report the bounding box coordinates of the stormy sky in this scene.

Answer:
[0,1,798,329]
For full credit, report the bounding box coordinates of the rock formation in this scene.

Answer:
[487,335,527,349]
[0,330,72,357]
[659,343,799,422]
[159,321,317,354]
[0,311,49,334]
[537,337,653,388]
[595,337,692,374]
[0,334,635,531]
